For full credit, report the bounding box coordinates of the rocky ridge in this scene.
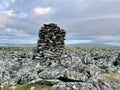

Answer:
[0,23,120,90]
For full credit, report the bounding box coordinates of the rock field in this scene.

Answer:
[0,23,120,90]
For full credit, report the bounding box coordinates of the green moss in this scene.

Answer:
[3,84,53,90]
[31,84,53,90]
[16,84,52,90]
[15,84,31,90]
[2,87,13,90]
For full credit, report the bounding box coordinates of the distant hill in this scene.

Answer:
[0,43,36,47]
[65,43,119,47]
[0,42,119,47]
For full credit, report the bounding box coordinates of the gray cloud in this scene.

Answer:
[0,0,120,45]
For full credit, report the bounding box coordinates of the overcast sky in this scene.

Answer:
[0,0,120,46]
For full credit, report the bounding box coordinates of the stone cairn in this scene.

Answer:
[33,23,67,66]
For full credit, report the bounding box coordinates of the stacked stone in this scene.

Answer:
[34,23,67,62]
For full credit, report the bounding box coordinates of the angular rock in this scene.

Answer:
[53,81,115,90]
[52,82,97,90]
[113,53,120,66]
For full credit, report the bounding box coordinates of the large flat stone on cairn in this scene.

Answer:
[33,23,68,66]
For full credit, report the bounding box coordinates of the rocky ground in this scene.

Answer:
[0,23,120,90]
[0,47,120,90]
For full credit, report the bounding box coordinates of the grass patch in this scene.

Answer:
[101,73,120,90]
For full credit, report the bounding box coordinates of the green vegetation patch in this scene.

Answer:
[3,84,53,90]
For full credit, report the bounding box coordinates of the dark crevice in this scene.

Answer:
[57,77,84,82]
[113,53,120,66]
[17,78,22,85]
[113,61,119,66]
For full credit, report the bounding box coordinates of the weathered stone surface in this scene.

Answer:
[53,82,97,90]
[53,80,115,90]
[33,23,66,63]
